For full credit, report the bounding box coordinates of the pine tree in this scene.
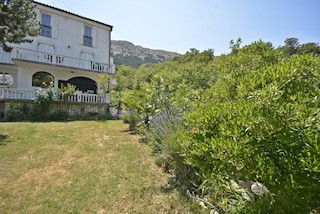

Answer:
[0,0,39,51]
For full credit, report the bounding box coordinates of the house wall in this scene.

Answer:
[1,2,113,100]
[12,61,103,91]
[11,3,112,64]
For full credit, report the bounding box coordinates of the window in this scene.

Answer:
[83,26,93,47]
[0,72,13,87]
[40,14,52,37]
[32,72,54,87]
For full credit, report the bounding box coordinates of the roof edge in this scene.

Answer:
[34,1,113,31]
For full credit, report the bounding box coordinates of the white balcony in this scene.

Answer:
[0,88,109,104]
[0,47,115,74]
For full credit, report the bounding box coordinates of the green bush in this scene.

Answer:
[5,103,32,122]
[110,40,320,212]
[122,111,140,131]
[49,110,69,121]
[172,54,320,213]
[33,83,54,121]
[97,112,115,120]
[58,83,76,101]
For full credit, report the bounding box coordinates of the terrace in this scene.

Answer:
[0,47,115,74]
[0,88,109,104]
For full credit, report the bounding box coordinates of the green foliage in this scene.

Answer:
[122,111,140,131]
[58,83,76,101]
[278,38,320,57]
[229,38,242,55]
[297,42,320,55]
[113,54,163,68]
[48,110,69,121]
[33,83,54,121]
[176,54,320,212]
[5,103,32,121]
[0,0,40,51]
[97,73,112,93]
[111,38,320,212]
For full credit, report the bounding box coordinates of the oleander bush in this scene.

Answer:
[111,40,320,213]
[174,54,320,213]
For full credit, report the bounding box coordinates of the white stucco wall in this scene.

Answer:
[3,3,113,92]
[12,3,112,64]
[14,61,103,92]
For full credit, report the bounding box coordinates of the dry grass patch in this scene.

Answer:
[0,121,201,213]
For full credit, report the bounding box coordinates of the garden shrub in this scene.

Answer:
[49,110,69,121]
[32,83,54,121]
[97,112,115,121]
[111,40,320,212]
[5,103,32,121]
[58,83,76,101]
[122,111,141,131]
[171,54,320,213]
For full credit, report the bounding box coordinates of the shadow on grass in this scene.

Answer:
[0,134,10,146]
[120,128,137,135]
[160,176,178,193]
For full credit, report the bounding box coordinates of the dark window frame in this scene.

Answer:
[40,13,52,38]
[83,26,93,47]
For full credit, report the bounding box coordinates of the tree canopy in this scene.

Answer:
[0,0,39,51]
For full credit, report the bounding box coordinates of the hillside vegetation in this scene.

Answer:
[111,40,179,67]
[109,38,320,213]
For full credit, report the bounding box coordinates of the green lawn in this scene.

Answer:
[0,121,198,213]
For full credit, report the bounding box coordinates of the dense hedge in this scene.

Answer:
[113,40,320,213]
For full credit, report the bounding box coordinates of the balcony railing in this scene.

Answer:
[0,88,109,104]
[0,88,36,100]
[0,47,115,74]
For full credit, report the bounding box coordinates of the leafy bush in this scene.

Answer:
[49,110,69,121]
[5,103,32,122]
[111,39,320,213]
[97,112,115,121]
[122,111,140,131]
[173,54,320,213]
[33,83,54,121]
[58,83,76,101]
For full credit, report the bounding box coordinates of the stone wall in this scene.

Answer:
[0,100,111,120]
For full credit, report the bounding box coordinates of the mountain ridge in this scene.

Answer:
[111,40,179,68]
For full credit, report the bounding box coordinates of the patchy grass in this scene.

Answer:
[0,121,200,213]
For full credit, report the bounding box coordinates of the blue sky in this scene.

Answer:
[36,0,320,55]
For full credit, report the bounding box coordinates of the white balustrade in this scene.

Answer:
[0,47,115,74]
[0,88,36,100]
[66,93,109,103]
[0,88,109,104]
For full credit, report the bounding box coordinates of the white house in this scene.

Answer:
[0,1,115,104]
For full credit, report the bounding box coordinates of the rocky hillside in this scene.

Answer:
[111,40,179,68]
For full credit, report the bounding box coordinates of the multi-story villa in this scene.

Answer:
[0,1,115,119]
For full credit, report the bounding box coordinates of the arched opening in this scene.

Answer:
[32,71,54,87]
[66,77,97,94]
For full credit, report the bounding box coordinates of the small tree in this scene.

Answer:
[58,83,76,101]
[0,0,39,51]
[97,73,113,93]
